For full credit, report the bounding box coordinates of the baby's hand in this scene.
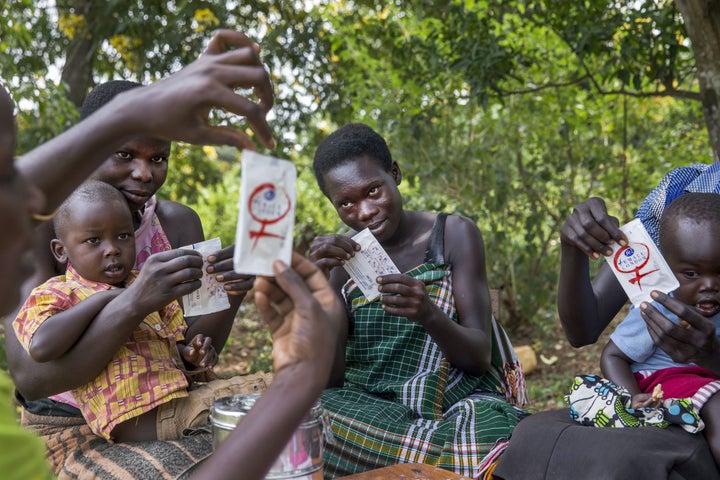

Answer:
[630,392,662,409]
[180,334,218,369]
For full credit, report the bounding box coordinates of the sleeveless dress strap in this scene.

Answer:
[424,213,449,264]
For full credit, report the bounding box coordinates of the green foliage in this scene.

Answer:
[310,0,710,332]
[402,90,706,330]
[1,1,61,82]
[12,82,79,155]
[2,1,333,149]
[247,332,274,374]
[528,0,694,95]
[159,144,235,243]
[290,151,345,251]
[2,0,717,345]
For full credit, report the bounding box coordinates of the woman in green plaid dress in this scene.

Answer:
[309,123,527,478]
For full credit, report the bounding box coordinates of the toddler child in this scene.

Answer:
[13,180,230,443]
[601,192,720,466]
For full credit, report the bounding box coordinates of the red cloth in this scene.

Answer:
[634,365,720,399]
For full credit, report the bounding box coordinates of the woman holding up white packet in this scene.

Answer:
[308,123,527,478]
[494,194,720,480]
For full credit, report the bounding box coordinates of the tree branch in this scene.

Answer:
[467,71,702,102]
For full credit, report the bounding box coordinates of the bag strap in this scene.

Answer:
[490,316,529,406]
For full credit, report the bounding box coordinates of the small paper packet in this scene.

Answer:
[233,150,296,277]
[604,219,679,306]
[180,237,231,316]
[342,228,400,301]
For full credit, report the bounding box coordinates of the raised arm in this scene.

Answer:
[307,233,357,387]
[16,29,274,214]
[558,198,628,347]
[8,29,274,395]
[193,253,342,480]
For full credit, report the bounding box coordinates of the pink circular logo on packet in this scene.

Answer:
[247,182,292,250]
[613,242,658,290]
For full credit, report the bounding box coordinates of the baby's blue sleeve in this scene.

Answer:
[609,305,655,363]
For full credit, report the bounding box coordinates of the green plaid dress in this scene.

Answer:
[321,258,526,478]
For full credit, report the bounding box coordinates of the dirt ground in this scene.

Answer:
[513,317,620,412]
[214,300,625,413]
[214,302,274,378]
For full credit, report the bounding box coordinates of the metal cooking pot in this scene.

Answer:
[210,394,328,479]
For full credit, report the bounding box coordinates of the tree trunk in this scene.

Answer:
[59,0,95,108]
[677,0,720,159]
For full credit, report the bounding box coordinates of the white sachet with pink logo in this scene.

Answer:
[342,228,400,301]
[233,151,296,277]
[180,237,231,315]
[604,219,679,306]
